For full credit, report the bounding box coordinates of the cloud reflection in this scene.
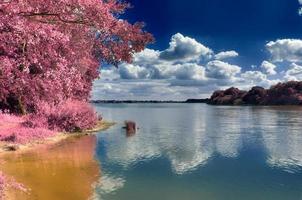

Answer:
[97,105,302,175]
[92,105,302,199]
[91,175,125,200]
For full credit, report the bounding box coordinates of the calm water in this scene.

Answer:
[93,104,302,200]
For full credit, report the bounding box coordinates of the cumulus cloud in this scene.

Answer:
[285,63,302,81]
[119,64,149,79]
[241,71,267,83]
[215,50,239,60]
[260,60,277,75]
[266,39,302,63]
[100,68,120,81]
[159,33,212,62]
[239,71,280,89]
[94,33,302,100]
[116,62,207,81]
[206,60,241,79]
[171,63,206,80]
[132,48,161,66]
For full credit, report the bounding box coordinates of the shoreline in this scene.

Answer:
[0,120,115,156]
[0,120,115,199]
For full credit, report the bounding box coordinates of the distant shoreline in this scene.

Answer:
[92,81,302,106]
[90,99,210,104]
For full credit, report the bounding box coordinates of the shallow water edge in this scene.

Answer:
[0,121,115,200]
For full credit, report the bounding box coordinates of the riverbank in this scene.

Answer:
[0,120,115,155]
[0,120,115,200]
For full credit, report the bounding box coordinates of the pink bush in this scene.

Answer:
[0,112,24,125]
[0,113,56,144]
[1,127,56,144]
[24,100,98,132]
[47,100,98,132]
[0,100,98,144]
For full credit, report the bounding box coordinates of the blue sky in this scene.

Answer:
[93,0,302,100]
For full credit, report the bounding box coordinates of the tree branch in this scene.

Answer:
[20,12,91,26]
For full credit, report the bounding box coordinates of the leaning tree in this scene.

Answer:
[0,0,153,114]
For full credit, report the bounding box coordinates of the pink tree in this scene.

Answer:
[0,0,153,114]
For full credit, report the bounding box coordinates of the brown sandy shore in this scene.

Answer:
[0,120,115,200]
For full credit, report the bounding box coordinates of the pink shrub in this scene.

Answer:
[1,127,56,144]
[0,112,24,125]
[47,100,98,132]
[0,113,56,144]
[0,100,98,144]
[24,100,98,132]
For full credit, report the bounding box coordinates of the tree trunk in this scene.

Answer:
[18,97,27,115]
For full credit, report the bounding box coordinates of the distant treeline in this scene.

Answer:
[91,99,210,104]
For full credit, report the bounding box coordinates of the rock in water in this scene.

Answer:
[124,121,137,135]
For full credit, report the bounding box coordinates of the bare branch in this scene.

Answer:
[19,12,92,26]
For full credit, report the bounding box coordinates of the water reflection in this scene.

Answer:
[0,135,100,200]
[94,104,302,199]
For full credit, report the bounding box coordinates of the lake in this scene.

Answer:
[93,103,302,200]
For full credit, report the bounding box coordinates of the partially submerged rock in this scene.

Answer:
[123,121,137,135]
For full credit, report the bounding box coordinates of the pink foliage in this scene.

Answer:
[0,113,56,144]
[0,0,153,113]
[24,100,98,132]
[1,127,56,144]
[46,100,98,132]
[0,101,97,144]
[0,0,152,143]
[209,81,302,105]
[0,112,24,124]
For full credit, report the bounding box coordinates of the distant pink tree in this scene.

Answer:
[0,0,153,114]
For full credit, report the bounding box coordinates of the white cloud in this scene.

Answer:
[260,60,277,75]
[100,69,120,81]
[118,63,207,81]
[239,71,280,89]
[133,48,161,65]
[170,63,206,80]
[215,50,239,60]
[119,64,149,79]
[206,60,241,79]
[94,34,301,100]
[285,63,302,81]
[266,39,302,63]
[159,33,213,62]
[241,71,267,83]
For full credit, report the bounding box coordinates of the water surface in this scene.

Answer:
[1,135,100,200]
[93,104,302,200]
